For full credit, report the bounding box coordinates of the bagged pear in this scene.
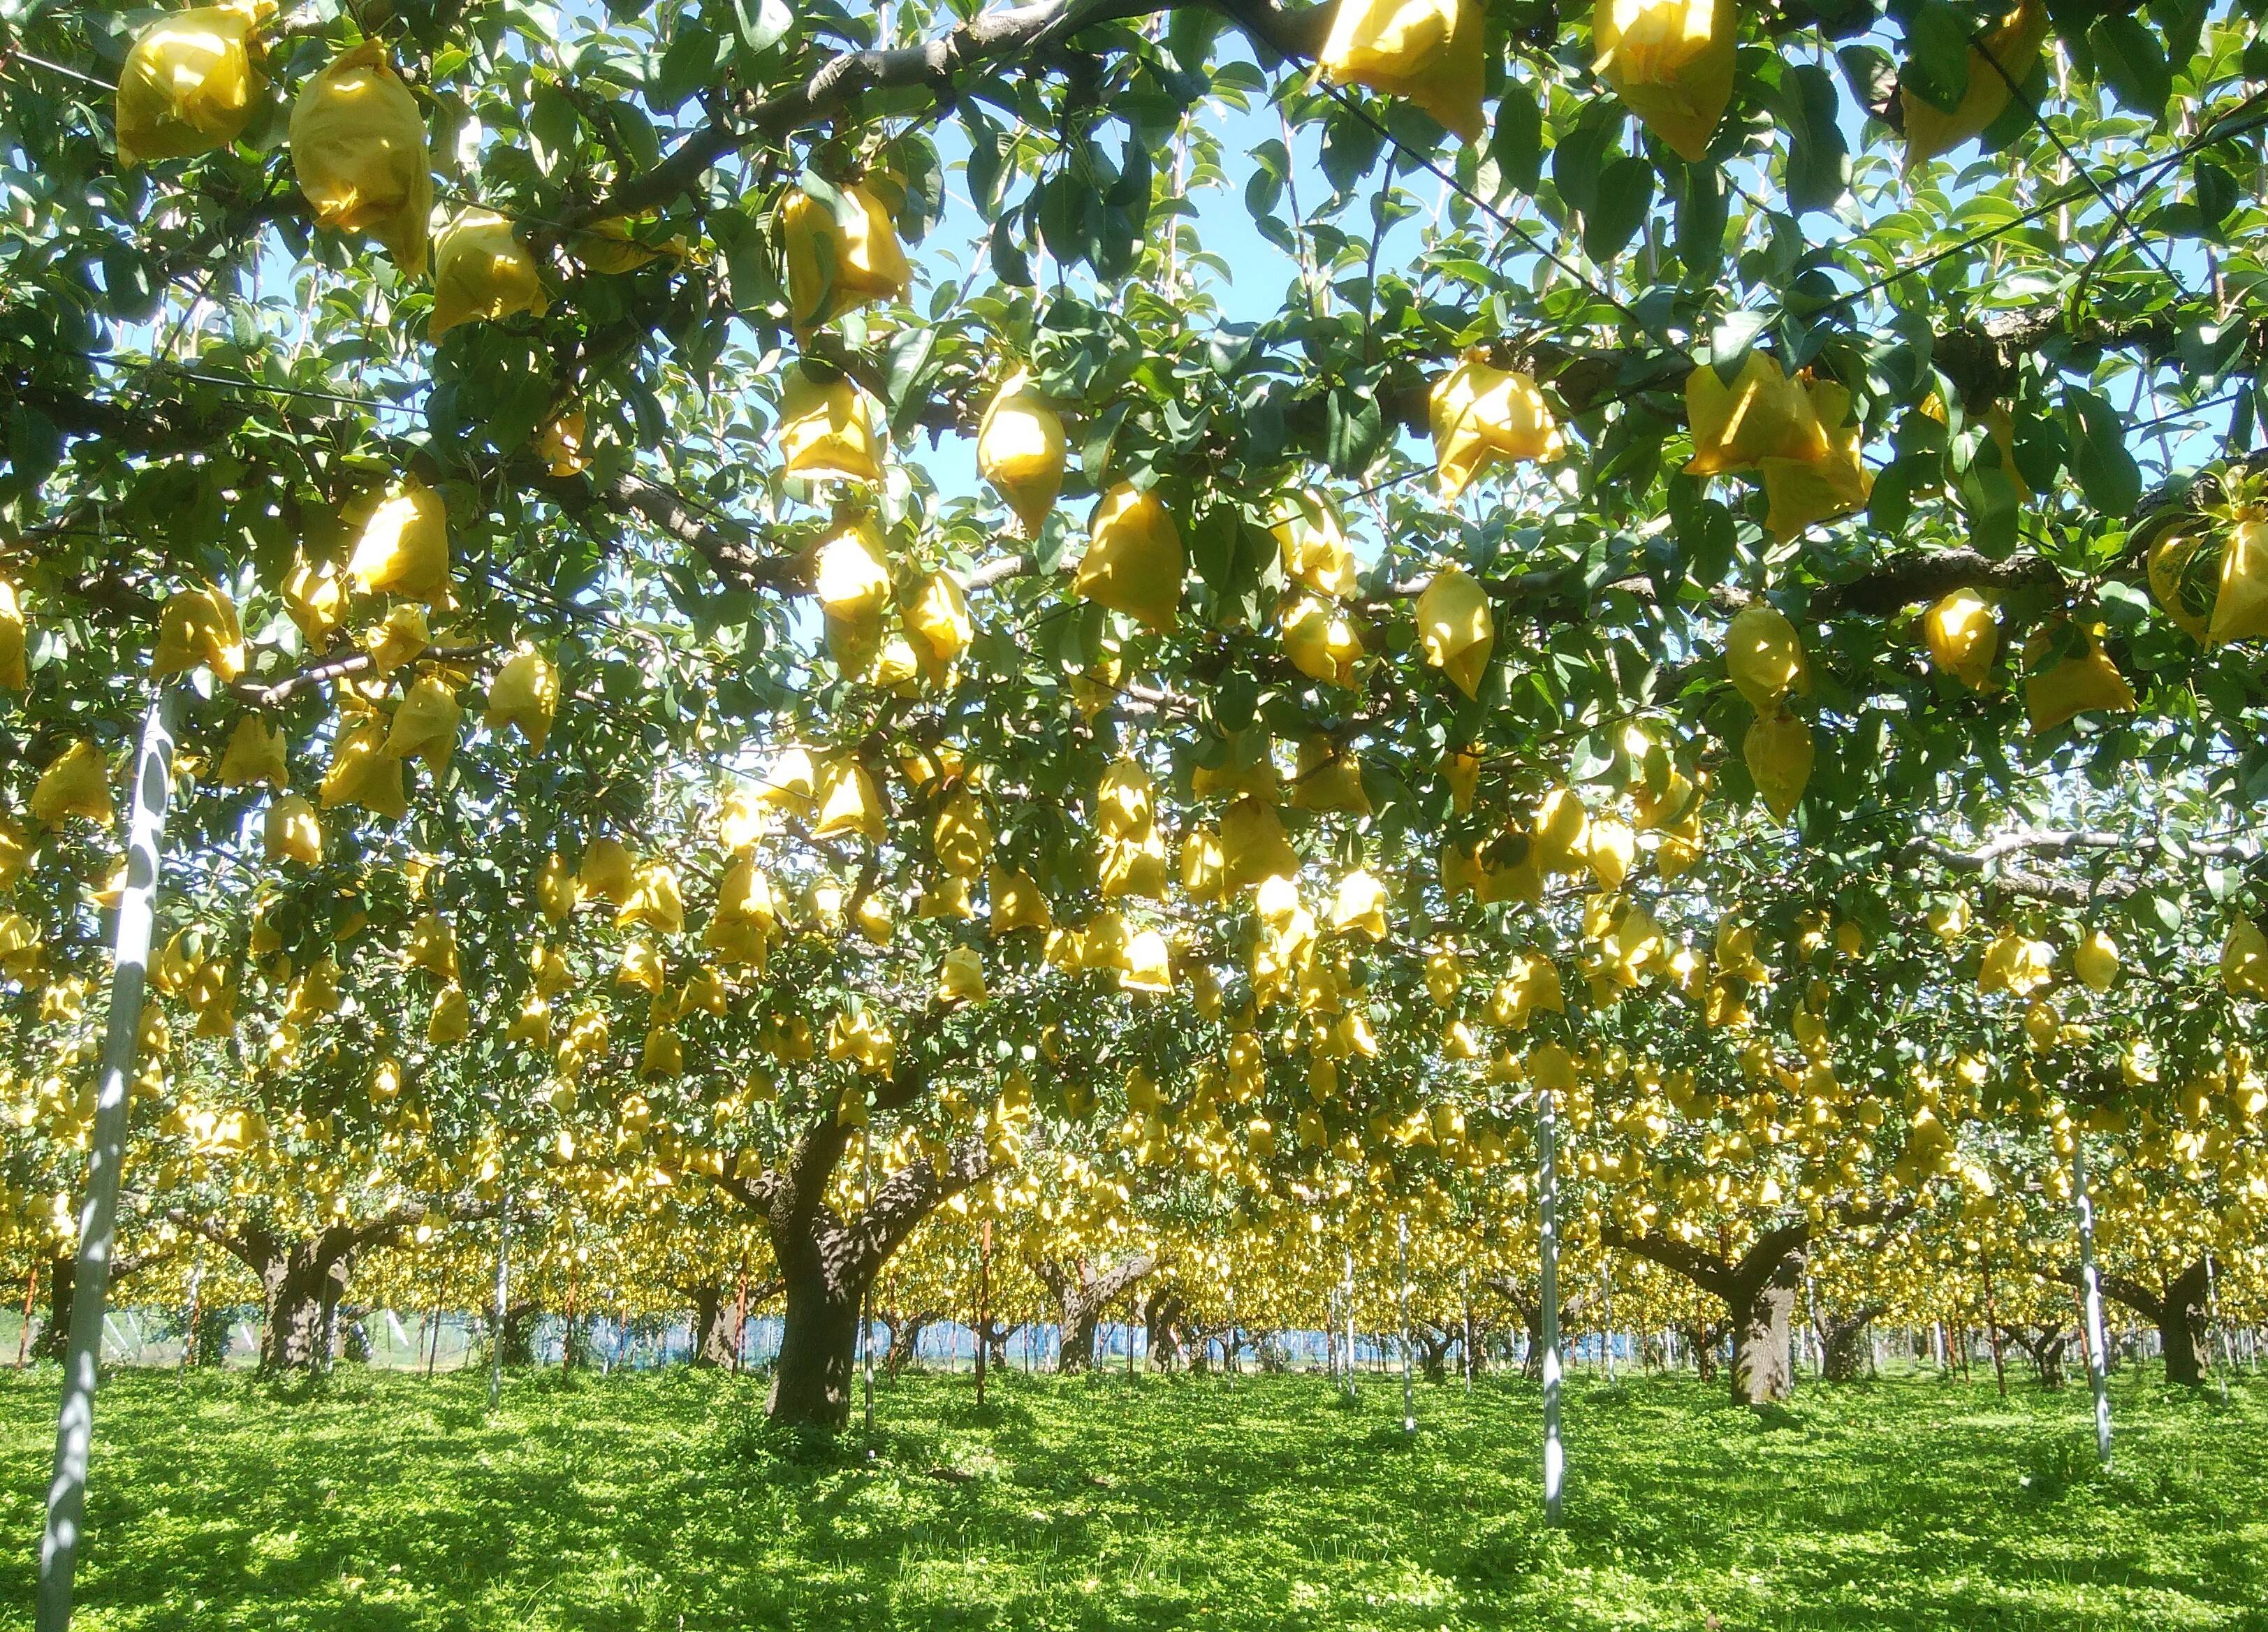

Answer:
[1074,483,1185,632]
[1592,0,1736,163]
[430,208,548,337]
[977,370,1067,535]
[116,2,269,167]
[1319,0,1488,141]
[289,43,432,274]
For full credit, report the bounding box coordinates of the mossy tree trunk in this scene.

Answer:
[714,1080,990,1431]
[1037,1254,1159,1374]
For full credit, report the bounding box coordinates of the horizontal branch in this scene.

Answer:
[230,643,490,711]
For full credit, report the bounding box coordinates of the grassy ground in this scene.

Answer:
[3,1362,2265,1631]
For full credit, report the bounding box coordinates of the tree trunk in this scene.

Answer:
[259,1246,350,1376]
[31,1253,73,1364]
[1143,1294,1185,1370]
[2160,1258,2212,1387]
[766,1256,865,1429]
[1728,1255,1801,1406]
[1816,1306,1885,1383]
[1416,1331,1452,1384]
[500,1299,541,1368]
[1039,1254,1159,1374]
[689,1283,738,1369]
[884,1309,940,1375]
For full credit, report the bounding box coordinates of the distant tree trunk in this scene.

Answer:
[2054,1255,2214,1388]
[1815,1305,1886,1383]
[31,1253,73,1363]
[689,1283,738,1369]
[1679,1321,1725,1384]
[1602,1203,1916,1408]
[709,1077,992,1430]
[1481,1276,1580,1381]
[159,1200,492,1379]
[1037,1253,1160,1374]
[1143,1292,1187,1370]
[499,1299,542,1368]
[976,1318,1022,1368]
[2005,1325,2072,1388]
[1413,1325,1454,1384]
[884,1308,944,1375]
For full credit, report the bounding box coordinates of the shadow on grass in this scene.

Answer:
[3,1365,2266,1631]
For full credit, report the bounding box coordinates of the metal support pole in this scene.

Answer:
[38,691,180,1632]
[1539,1086,1563,1525]
[488,1190,511,1412]
[2072,1139,2113,1468]
[2205,1253,2230,1407]
[1341,1248,1356,1402]
[1397,1214,1414,1434]
[1600,1265,1615,1384]
[975,1218,990,1406]
[861,1131,875,1434]
[1461,1268,1472,1394]
[179,1261,202,1373]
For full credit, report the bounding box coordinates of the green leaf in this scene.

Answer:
[1674,161,1729,283]
[2088,15,2172,119]
[2062,386,2142,517]
[528,82,579,180]
[652,24,719,114]
[1585,157,1655,264]
[881,327,939,439]
[990,216,1033,286]
[1322,386,1384,479]
[731,0,794,55]
[1487,79,1544,196]
[1782,64,1850,216]
[1898,0,1975,114]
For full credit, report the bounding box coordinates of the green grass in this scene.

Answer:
[4,1362,2266,1631]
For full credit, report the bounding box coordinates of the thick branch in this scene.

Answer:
[578,0,1329,226]
[1598,1223,1734,1302]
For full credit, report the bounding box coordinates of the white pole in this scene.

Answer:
[1462,1267,1472,1394]
[2204,1254,2230,1407]
[1600,1265,1615,1384]
[1398,1214,1414,1434]
[1342,1248,1356,1401]
[487,1190,511,1413]
[861,1132,875,1432]
[38,692,181,1632]
[1539,1087,1563,1524]
[2072,1139,2114,1468]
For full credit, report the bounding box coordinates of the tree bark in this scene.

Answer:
[2157,1258,2213,1387]
[1481,1275,1581,1381]
[2053,1255,2214,1388]
[1037,1253,1160,1374]
[1729,1257,1801,1405]
[1603,1201,1913,1407]
[689,1283,739,1369]
[30,1253,73,1364]
[1143,1293,1187,1370]
[161,1198,495,1378]
[2003,1324,2072,1388]
[1815,1305,1886,1383]
[712,1076,991,1429]
[499,1299,542,1368]
[1413,1325,1454,1384]
[883,1307,944,1375]
[766,1239,865,1427]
